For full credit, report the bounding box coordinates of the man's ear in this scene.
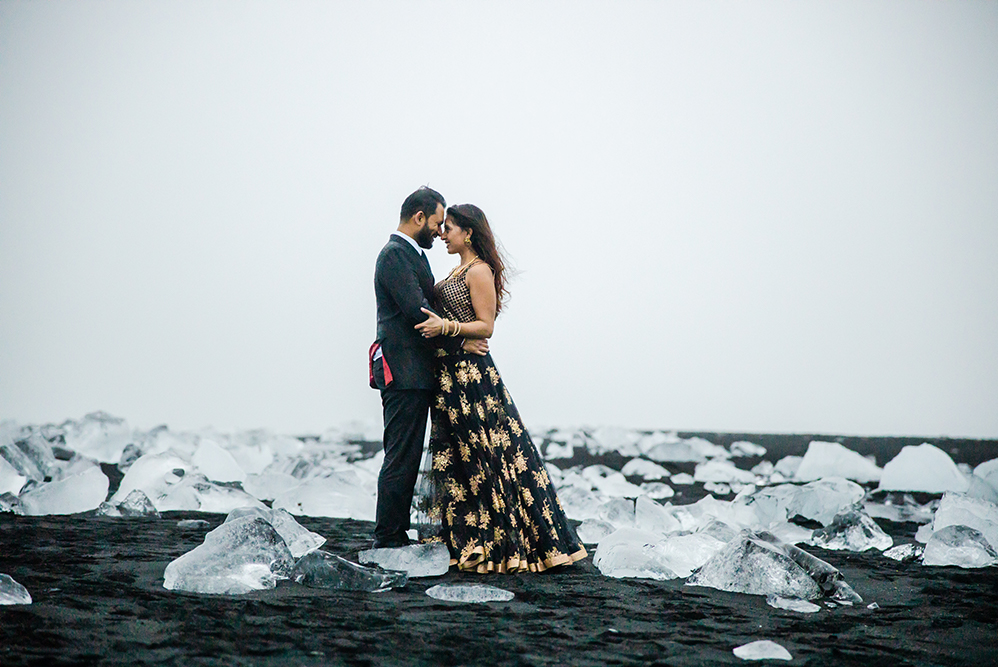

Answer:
[411,211,425,228]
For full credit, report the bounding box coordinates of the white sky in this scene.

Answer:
[1,1,996,438]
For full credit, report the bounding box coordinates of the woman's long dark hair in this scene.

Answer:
[447,204,508,315]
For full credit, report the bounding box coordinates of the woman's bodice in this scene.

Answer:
[434,261,480,323]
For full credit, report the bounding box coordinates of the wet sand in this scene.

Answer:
[1,434,996,666]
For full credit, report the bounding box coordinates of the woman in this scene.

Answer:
[414,204,587,573]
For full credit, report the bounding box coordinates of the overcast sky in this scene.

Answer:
[1,1,996,439]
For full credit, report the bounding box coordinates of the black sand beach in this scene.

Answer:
[2,433,997,666]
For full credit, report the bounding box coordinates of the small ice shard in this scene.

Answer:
[272,473,377,520]
[593,528,681,580]
[766,595,821,613]
[163,517,295,594]
[809,508,893,552]
[96,489,161,518]
[18,466,109,516]
[795,441,882,483]
[730,441,766,457]
[704,482,731,496]
[883,543,924,562]
[177,519,211,530]
[577,519,616,544]
[543,439,575,459]
[928,493,998,551]
[191,439,246,483]
[357,542,450,577]
[243,472,300,501]
[620,458,670,480]
[694,460,755,485]
[1,439,45,482]
[867,602,880,609]
[921,525,998,568]
[582,465,645,498]
[774,456,802,479]
[292,550,407,591]
[0,455,26,496]
[0,574,31,605]
[425,583,514,603]
[733,640,792,661]
[634,495,682,535]
[670,473,695,485]
[645,441,705,463]
[157,472,266,514]
[915,523,934,543]
[224,507,325,559]
[640,482,675,499]
[879,443,969,494]
[597,497,636,528]
[686,530,862,603]
[63,411,132,464]
[862,491,935,524]
[556,485,602,521]
[0,493,22,513]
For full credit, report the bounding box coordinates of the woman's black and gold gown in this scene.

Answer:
[417,261,588,573]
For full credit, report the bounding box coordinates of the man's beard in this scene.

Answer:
[415,225,436,249]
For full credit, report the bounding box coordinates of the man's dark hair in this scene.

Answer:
[400,186,446,222]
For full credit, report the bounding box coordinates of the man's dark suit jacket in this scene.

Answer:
[373,234,460,390]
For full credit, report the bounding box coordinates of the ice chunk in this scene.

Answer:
[157,473,266,514]
[640,482,674,499]
[243,472,300,501]
[730,441,767,457]
[879,443,969,493]
[425,583,514,603]
[556,485,601,521]
[273,473,376,520]
[687,531,862,603]
[224,507,325,559]
[694,460,756,484]
[650,531,728,577]
[163,517,294,594]
[688,495,759,532]
[921,525,998,568]
[97,489,161,518]
[645,441,705,463]
[767,521,814,546]
[634,495,682,535]
[177,519,211,530]
[747,478,865,526]
[292,550,407,591]
[809,508,892,552]
[620,458,670,480]
[1,439,44,482]
[883,543,924,562]
[582,465,645,498]
[774,456,802,479]
[862,491,935,524]
[704,482,731,496]
[577,519,616,544]
[192,439,246,483]
[596,497,636,528]
[0,455,26,496]
[0,574,31,605]
[966,474,998,504]
[587,426,641,457]
[357,543,450,577]
[18,466,109,516]
[670,472,694,485]
[974,458,998,490]
[733,640,792,661]
[592,528,680,580]
[928,493,998,551]
[795,441,882,483]
[111,452,193,508]
[63,411,132,463]
[766,595,821,613]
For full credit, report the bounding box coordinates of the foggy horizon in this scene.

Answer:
[2,1,996,439]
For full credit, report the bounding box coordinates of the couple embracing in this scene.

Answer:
[369,186,587,573]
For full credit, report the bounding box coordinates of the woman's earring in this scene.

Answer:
[464,237,472,246]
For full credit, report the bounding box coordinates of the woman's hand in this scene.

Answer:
[415,307,444,338]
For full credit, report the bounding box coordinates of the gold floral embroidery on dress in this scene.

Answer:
[508,418,523,437]
[446,477,467,503]
[487,366,500,384]
[445,504,456,525]
[513,449,528,473]
[458,441,471,462]
[456,363,470,386]
[493,526,505,543]
[460,539,479,562]
[541,500,554,524]
[460,394,471,416]
[435,395,447,410]
[503,387,512,403]
[484,395,499,413]
[433,449,452,472]
[465,511,478,527]
[475,402,486,420]
[491,489,505,511]
[479,509,490,529]
[440,370,453,393]
[521,487,534,507]
[468,364,482,383]
[448,407,459,424]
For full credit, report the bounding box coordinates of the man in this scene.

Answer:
[370,186,488,548]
